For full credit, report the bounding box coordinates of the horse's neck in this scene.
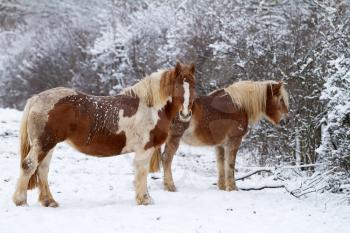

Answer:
[161,98,178,121]
[152,95,172,111]
[222,87,266,124]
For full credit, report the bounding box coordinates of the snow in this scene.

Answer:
[0,109,349,233]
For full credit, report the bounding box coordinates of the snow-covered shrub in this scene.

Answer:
[318,56,350,172]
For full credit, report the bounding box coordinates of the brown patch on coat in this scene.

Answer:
[38,92,139,161]
[144,100,174,150]
[192,90,248,145]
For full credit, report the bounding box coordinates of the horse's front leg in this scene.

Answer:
[224,137,242,191]
[134,149,154,205]
[162,135,181,192]
[216,146,226,190]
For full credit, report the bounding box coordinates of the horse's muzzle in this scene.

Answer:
[179,110,192,122]
[279,117,289,126]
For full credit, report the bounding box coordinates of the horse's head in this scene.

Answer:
[171,62,196,122]
[265,81,289,125]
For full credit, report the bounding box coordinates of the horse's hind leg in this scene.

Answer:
[37,149,58,207]
[13,143,41,206]
[134,149,154,205]
[216,146,226,190]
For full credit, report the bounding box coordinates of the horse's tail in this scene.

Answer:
[19,98,38,190]
[149,147,162,173]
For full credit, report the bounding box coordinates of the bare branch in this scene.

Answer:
[235,169,273,181]
[240,185,285,191]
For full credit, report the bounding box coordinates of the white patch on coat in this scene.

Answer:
[117,103,164,154]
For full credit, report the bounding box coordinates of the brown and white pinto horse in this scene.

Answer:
[150,80,289,192]
[13,62,195,207]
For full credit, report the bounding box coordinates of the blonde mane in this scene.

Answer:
[121,70,171,108]
[224,80,289,124]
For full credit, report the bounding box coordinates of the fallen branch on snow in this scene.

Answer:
[233,166,337,199]
[239,184,301,199]
[235,169,273,181]
[240,185,285,191]
[237,164,320,170]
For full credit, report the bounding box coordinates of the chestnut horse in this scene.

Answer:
[13,62,195,207]
[150,80,289,192]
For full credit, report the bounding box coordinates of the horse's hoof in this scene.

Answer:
[226,185,238,192]
[217,181,226,191]
[136,194,153,205]
[13,199,28,206]
[41,198,59,208]
[13,194,27,206]
[164,183,177,192]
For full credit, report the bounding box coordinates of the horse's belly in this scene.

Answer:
[66,131,127,157]
[181,122,209,146]
[182,120,228,146]
[181,133,204,146]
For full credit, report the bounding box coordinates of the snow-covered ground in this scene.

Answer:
[0,108,349,233]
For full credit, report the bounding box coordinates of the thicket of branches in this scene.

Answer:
[0,0,349,192]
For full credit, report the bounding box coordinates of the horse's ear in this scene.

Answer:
[272,82,282,95]
[175,62,182,76]
[190,63,195,75]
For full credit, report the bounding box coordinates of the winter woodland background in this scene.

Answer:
[0,0,349,199]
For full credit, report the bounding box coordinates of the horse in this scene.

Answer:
[12,62,196,207]
[149,80,289,192]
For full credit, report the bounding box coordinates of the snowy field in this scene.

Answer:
[0,108,349,233]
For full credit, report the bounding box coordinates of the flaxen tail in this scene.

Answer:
[19,98,38,190]
[149,147,162,173]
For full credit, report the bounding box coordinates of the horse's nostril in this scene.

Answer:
[180,110,191,119]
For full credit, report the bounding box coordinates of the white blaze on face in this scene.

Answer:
[182,81,190,115]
